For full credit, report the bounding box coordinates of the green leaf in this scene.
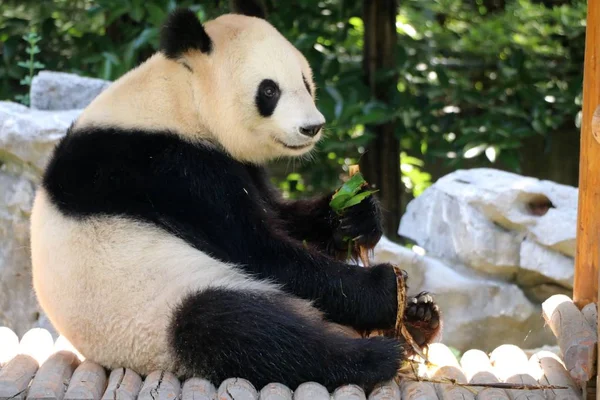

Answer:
[340,190,378,209]
[333,173,365,198]
[329,172,375,213]
[329,193,352,210]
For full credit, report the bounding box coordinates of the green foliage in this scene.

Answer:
[14,30,45,106]
[0,0,586,199]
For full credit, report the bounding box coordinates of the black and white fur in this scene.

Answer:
[31,2,440,392]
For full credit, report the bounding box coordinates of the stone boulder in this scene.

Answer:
[30,71,110,111]
[399,168,577,303]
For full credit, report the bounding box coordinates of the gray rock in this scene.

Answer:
[399,168,576,288]
[373,237,554,352]
[0,167,56,338]
[0,101,81,174]
[0,101,71,338]
[399,183,522,279]
[30,71,110,111]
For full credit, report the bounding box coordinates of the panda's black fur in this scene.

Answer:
[36,2,441,393]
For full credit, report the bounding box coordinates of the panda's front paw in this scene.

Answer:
[332,194,383,253]
[404,292,441,347]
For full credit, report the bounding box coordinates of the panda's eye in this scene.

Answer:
[263,87,275,97]
[262,83,278,98]
[256,79,281,117]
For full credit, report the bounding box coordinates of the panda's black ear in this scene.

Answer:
[230,0,267,19]
[160,8,212,59]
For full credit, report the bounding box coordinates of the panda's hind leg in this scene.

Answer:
[168,287,403,392]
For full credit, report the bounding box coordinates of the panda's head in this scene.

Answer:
[159,4,326,163]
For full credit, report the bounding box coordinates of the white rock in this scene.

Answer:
[399,184,522,279]
[519,238,573,288]
[30,71,110,111]
[373,237,554,352]
[0,101,80,173]
[401,168,576,257]
[399,168,576,292]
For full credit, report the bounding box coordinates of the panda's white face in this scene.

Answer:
[73,13,326,164]
[198,15,326,163]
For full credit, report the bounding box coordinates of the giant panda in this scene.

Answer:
[30,1,441,392]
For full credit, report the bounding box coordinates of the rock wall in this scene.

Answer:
[1,71,574,351]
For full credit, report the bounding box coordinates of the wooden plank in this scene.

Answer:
[542,294,597,383]
[259,383,293,400]
[573,0,600,309]
[420,343,474,400]
[101,368,142,400]
[0,354,39,400]
[528,351,581,400]
[217,378,258,400]
[582,303,598,332]
[332,384,366,400]
[292,382,329,400]
[505,375,545,400]
[0,328,19,367]
[64,361,107,400]
[460,349,510,400]
[368,380,400,400]
[28,351,80,400]
[399,379,438,400]
[181,378,216,400]
[490,345,544,400]
[19,329,54,367]
[138,371,180,400]
[433,366,475,400]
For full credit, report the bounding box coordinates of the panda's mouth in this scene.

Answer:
[273,138,313,151]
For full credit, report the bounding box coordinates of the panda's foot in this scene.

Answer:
[404,292,441,348]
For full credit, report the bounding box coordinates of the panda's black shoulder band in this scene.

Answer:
[160,8,212,58]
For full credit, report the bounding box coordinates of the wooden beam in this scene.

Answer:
[542,294,597,384]
[573,0,600,309]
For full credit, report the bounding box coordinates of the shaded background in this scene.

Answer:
[0,0,586,240]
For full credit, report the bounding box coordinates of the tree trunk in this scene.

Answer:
[360,0,401,241]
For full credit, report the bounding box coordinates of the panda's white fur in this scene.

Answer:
[31,3,440,393]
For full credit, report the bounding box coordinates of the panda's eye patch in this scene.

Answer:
[256,79,281,117]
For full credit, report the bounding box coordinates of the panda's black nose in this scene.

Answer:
[299,123,324,137]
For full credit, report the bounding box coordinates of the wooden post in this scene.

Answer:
[573,0,600,309]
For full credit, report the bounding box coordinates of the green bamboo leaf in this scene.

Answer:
[339,190,378,209]
[329,173,367,211]
[329,193,352,210]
